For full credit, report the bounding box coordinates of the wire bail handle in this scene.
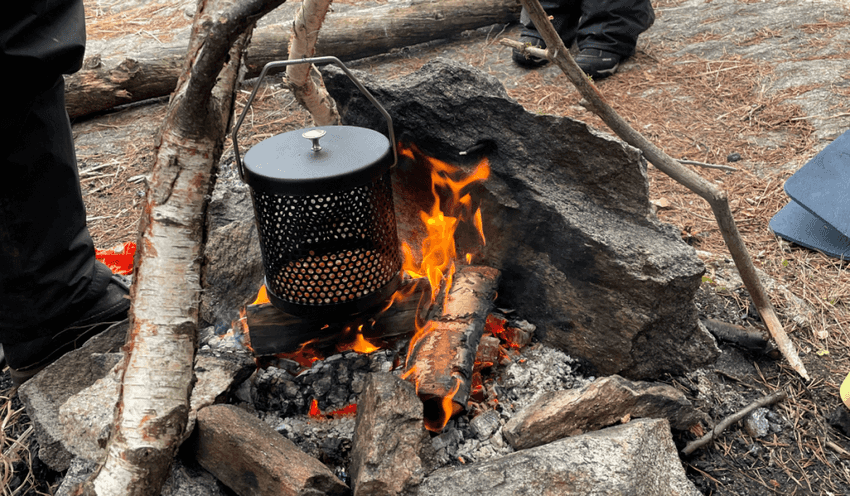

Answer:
[231,56,397,181]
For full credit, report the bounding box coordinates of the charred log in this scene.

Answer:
[403,265,500,432]
[246,277,431,356]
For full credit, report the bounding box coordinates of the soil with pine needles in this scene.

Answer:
[4,0,850,494]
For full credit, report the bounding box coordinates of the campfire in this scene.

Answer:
[240,141,516,433]
[17,59,715,496]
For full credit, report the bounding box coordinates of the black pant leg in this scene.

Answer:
[519,0,582,44]
[0,77,111,343]
[577,0,655,57]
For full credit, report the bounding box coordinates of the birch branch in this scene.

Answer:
[285,0,340,126]
[82,0,287,494]
[502,0,809,381]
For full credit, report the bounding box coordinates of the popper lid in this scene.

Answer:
[243,125,393,196]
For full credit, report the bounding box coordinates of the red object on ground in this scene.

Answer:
[95,241,136,275]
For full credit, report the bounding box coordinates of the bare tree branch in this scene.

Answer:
[285,0,340,126]
[682,388,787,455]
[81,0,287,494]
[503,0,809,381]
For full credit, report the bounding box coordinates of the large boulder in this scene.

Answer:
[323,58,718,379]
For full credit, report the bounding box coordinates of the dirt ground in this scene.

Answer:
[3,0,850,494]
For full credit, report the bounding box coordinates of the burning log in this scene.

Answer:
[245,277,431,356]
[403,265,501,432]
[65,0,520,119]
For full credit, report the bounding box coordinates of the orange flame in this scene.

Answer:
[473,208,485,246]
[399,143,490,304]
[252,285,270,305]
[423,375,463,432]
[337,331,379,354]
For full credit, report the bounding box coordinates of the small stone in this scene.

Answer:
[470,410,501,440]
[234,379,253,404]
[727,152,742,162]
[744,408,770,438]
[350,370,367,393]
[326,385,349,408]
[490,429,506,449]
[312,375,333,397]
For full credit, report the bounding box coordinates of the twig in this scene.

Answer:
[682,389,787,455]
[502,1,810,381]
[678,159,738,172]
[827,440,850,459]
[2,426,33,459]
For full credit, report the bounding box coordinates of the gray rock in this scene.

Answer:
[199,170,265,329]
[54,457,97,496]
[19,323,257,471]
[55,456,229,496]
[57,358,123,463]
[323,58,718,379]
[417,418,701,496]
[469,410,501,440]
[744,408,771,438]
[188,349,257,433]
[349,372,437,496]
[18,322,127,471]
[503,375,707,450]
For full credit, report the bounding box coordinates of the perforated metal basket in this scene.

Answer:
[233,57,401,319]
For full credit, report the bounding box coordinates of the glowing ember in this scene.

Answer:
[309,398,321,416]
[309,399,358,418]
[485,314,525,350]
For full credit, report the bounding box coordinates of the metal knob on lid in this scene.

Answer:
[303,129,326,152]
[231,57,401,320]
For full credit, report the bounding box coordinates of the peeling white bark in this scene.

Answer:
[286,0,340,126]
[83,0,288,493]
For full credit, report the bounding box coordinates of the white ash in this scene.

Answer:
[498,343,593,417]
[431,343,591,468]
[260,410,357,472]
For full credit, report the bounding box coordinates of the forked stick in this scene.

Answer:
[502,0,809,381]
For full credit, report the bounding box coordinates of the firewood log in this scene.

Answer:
[66,0,520,118]
[403,265,500,431]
